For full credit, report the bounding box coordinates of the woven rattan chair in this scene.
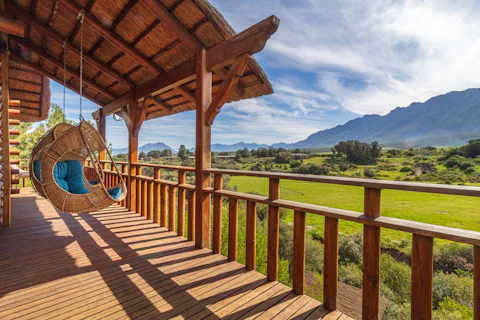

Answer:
[30,121,126,213]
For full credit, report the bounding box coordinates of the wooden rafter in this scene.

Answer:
[13,37,116,100]
[56,0,161,75]
[140,0,203,52]
[99,15,278,117]
[6,3,135,89]
[0,14,24,37]
[11,52,105,106]
[173,86,195,103]
[206,54,251,125]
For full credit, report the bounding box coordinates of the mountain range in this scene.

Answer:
[113,88,480,154]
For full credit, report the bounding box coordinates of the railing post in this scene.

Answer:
[213,174,223,253]
[363,187,381,319]
[293,210,306,295]
[168,185,176,232]
[153,168,160,223]
[246,201,256,271]
[147,178,153,220]
[188,190,196,242]
[136,166,142,215]
[323,217,338,310]
[121,164,127,207]
[228,197,239,262]
[128,164,137,212]
[160,184,167,227]
[267,178,280,281]
[411,234,433,319]
[177,170,186,236]
[142,177,148,217]
[475,246,479,320]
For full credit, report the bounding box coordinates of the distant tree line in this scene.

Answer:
[332,140,382,164]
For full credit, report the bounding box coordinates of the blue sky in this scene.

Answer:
[51,0,480,150]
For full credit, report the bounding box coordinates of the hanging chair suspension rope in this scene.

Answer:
[62,40,67,123]
[77,9,85,121]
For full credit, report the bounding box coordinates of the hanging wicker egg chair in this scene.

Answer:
[30,121,127,213]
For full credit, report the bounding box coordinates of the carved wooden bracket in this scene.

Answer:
[205,54,252,126]
[0,14,25,37]
[132,97,148,137]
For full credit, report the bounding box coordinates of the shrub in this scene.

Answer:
[433,270,474,309]
[289,159,302,168]
[339,162,349,172]
[445,155,465,168]
[459,161,475,171]
[338,233,363,264]
[400,166,412,173]
[295,164,331,175]
[380,254,411,304]
[465,167,476,174]
[338,263,363,288]
[363,168,376,178]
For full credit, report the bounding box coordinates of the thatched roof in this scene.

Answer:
[0,59,50,122]
[6,0,274,121]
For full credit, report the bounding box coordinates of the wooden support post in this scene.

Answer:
[246,201,256,271]
[195,49,212,249]
[411,234,434,319]
[1,49,10,227]
[475,246,480,320]
[127,97,139,212]
[213,174,223,254]
[228,198,239,262]
[293,210,306,295]
[160,184,167,227]
[98,108,106,161]
[363,188,381,320]
[168,185,176,232]
[267,178,280,281]
[153,168,160,223]
[188,190,196,242]
[177,171,186,236]
[323,217,339,311]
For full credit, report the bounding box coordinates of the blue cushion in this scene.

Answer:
[53,162,69,192]
[34,160,41,181]
[64,160,90,194]
[108,187,121,200]
[89,180,99,185]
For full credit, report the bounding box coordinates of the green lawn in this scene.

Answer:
[229,175,480,243]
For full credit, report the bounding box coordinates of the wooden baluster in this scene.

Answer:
[228,197,239,262]
[147,179,153,220]
[323,217,339,310]
[177,170,186,236]
[246,201,256,271]
[188,190,196,242]
[153,168,161,223]
[267,178,280,281]
[293,210,306,295]
[363,188,381,319]
[213,174,223,253]
[411,234,434,319]
[475,246,479,320]
[168,185,176,232]
[142,177,148,217]
[160,184,167,227]
[121,164,127,207]
[136,166,142,214]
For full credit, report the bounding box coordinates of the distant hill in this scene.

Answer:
[291,88,480,149]
[211,142,269,152]
[112,142,175,155]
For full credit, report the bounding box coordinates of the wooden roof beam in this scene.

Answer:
[100,15,279,116]
[13,37,116,100]
[173,86,195,104]
[206,54,251,126]
[11,52,105,106]
[215,67,245,96]
[6,3,134,89]
[140,0,203,52]
[0,14,24,37]
[56,0,161,76]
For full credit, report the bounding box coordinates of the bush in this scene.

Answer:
[445,155,465,168]
[339,162,349,172]
[295,164,331,175]
[289,159,302,168]
[459,161,475,170]
[465,167,476,174]
[364,168,376,178]
[380,254,411,304]
[338,263,363,288]
[338,233,363,264]
[399,166,412,173]
[433,270,474,309]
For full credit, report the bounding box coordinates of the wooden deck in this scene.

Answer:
[0,188,352,320]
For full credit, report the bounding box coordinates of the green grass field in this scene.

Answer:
[229,175,480,245]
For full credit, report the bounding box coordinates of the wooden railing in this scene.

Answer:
[84,162,480,319]
[86,160,197,241]
[203,168,480,320]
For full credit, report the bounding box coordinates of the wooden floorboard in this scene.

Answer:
[0,188,352,319]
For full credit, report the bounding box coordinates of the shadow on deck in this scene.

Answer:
[0,188,351,319]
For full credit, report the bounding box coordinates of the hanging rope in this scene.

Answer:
[62,40,67,123]
[77,9,85,121]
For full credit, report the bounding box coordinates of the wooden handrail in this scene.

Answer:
[99,160,196,172]
[204,168,480,197]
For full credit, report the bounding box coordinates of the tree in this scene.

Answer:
[235,148,251,161]
[332,140,382,164]
[178,145,188,160]
[147,150,162,159]
[161,149,173,157]
[139,151,146,159]
[463,139,480,158]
